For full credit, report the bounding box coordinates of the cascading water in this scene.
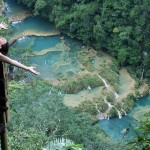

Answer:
[107,115,109,120]
[98,74,120,99]
[121,109,127,115]
[6,0,150,142]
[116,109,122,119]
[104,99,113,111]
[97,75,109,89]
[87,85,92,92]
[95,103,106,120]
[114,92,119,99]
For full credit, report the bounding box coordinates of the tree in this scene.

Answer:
[8,80,120,149]
[34,0,46,15]
[128,113,150,149]
[16,0,150,78]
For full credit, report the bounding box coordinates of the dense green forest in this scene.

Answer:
[1,0,150,149]
[8,80,122,149]
[16,0,150,79]
[7,80,150,149]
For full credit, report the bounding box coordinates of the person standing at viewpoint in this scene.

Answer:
[0,21,40,75]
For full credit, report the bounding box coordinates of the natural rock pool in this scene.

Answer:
[6,0,150,142]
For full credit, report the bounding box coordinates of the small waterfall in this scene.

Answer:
[97,75,120,100]
[97,75,109,89]
[121,109,127,115]
[105,99,122,119]
[95,104,100,113]
[107,102,113,108]
[49,90,52,95]
[99,113,106,120]
[107,115,109,120]
[87,85,92,92]
[120,102,127,115]
[104,99,113,110]
[95,104,105,120]
[116,109,122,119]
[114,92,119,99]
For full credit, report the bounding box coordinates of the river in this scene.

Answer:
[5,0,150,142]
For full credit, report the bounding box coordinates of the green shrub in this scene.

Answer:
[127,113,150,149]
[99,63,119,86]
[97,101,108,113]
[56,74,103,94]
[122,94,135,112]
[114,102,122,110]
[77,101,97,116]
[8,128,47,150]
[135,90,140,98]
[106,92,115,104]
[108,107,117,118]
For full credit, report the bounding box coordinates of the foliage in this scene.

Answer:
[108,107,117,118]
[65,144,83,150]
[56,74,103,94]
[97,99,108,113]
[8,80,120,149]
[4,0,150,148]
[106,92,115,104]
[99,63,119,91]
[78,48,97,67]
[77,101,97,116]
[16,0,150,80]
[114,102,122,111]
[122,94,135,112]
[128,113,150,150]
[8,127,47,150]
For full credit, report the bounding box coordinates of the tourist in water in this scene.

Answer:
[0,22,40,75]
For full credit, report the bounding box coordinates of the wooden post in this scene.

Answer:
[0,62,8,150]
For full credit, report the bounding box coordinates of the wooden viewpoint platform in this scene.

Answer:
[0,62,8,150]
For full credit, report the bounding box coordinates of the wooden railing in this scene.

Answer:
[0,62,8,150]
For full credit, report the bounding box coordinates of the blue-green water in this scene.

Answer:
[99,95,150,140]
[6,0,27,17]
[15,36,61,51]
[12,16,56,34]
[6,0,150,141]
[14,35,82,78]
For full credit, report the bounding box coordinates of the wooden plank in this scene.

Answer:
[0,62,8,149]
